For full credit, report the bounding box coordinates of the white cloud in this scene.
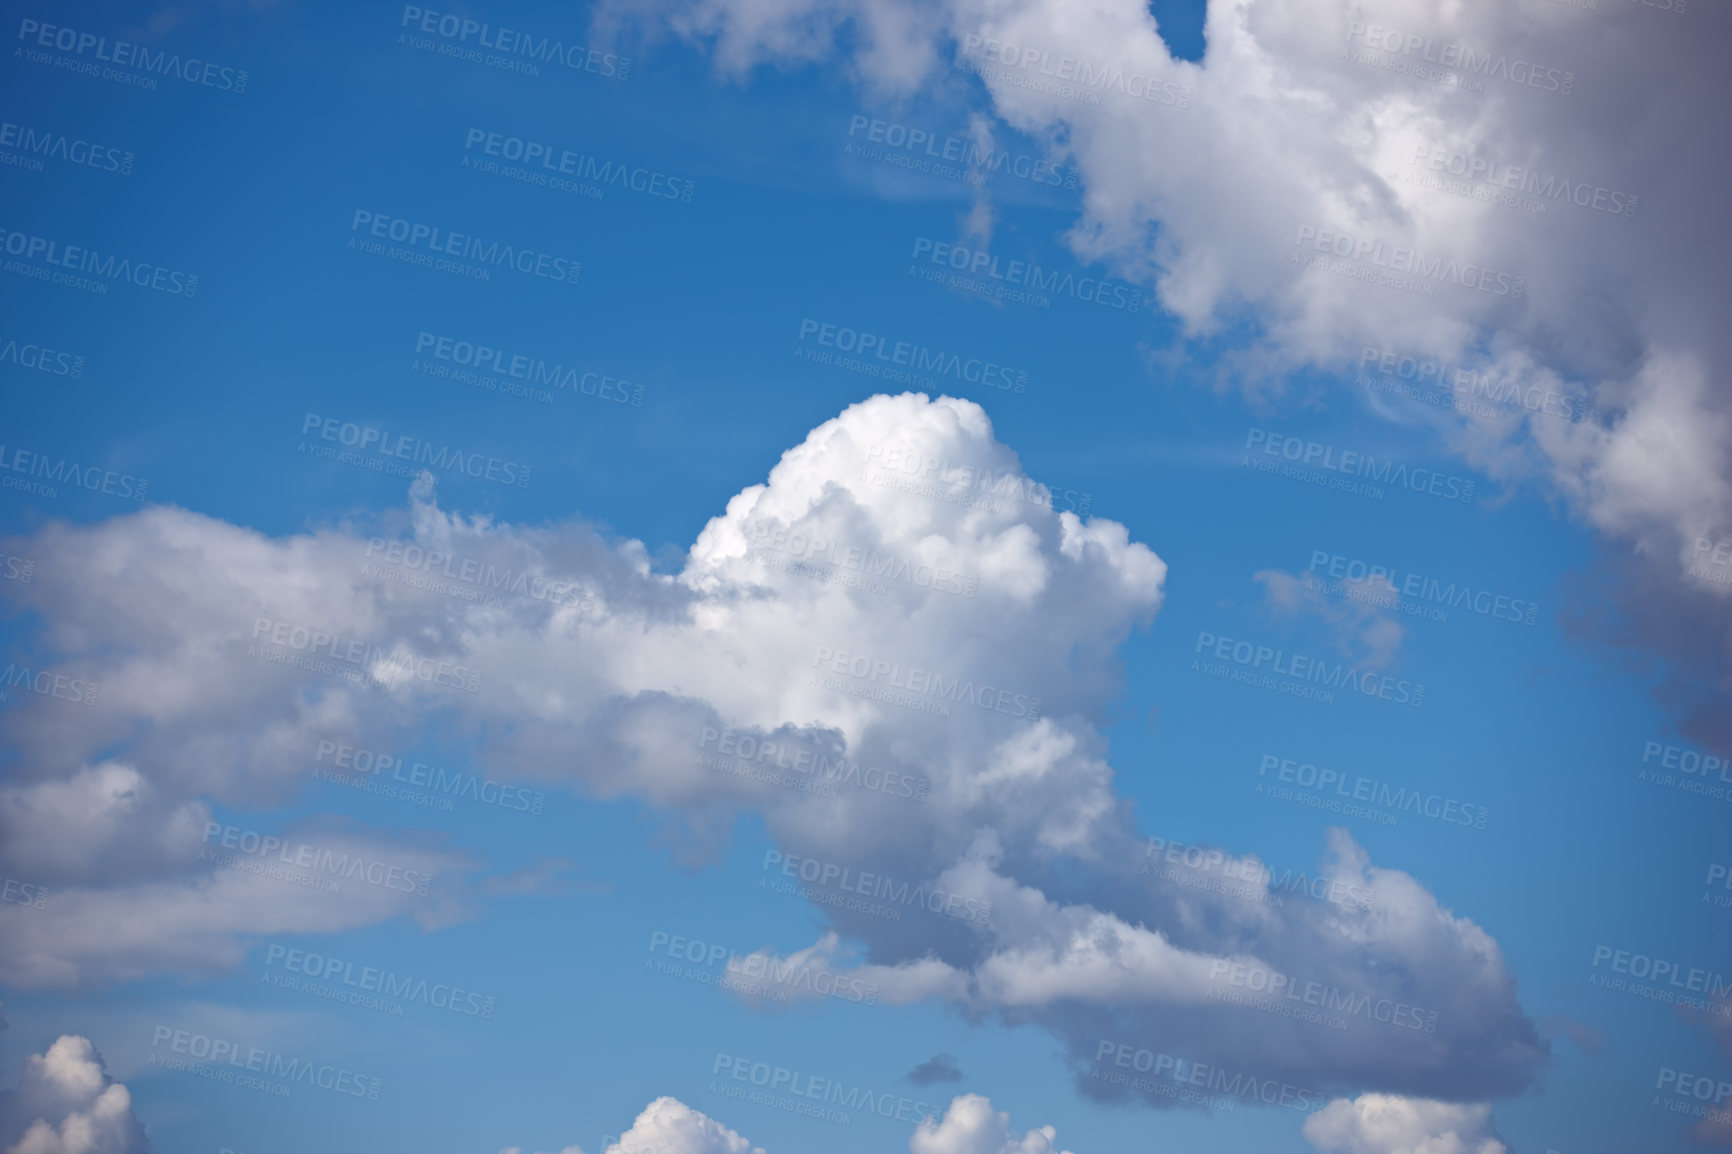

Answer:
[596,0,1732,748]
[0,820,475,988]
[911,1094,1072,1154]
[0,393,1544,1102]
[0,763,209,884]
[0,1036,151,1154]
[1302,1093,1505,1154]
[603,1097,763,1154]
[506,1093,1075,1154]
[1252,568,1405,668]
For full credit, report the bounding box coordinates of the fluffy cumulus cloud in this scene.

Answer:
[911,1094,1072,1154]
[1302,1093,1505,1154]
[509,1094,1066,1154]
[597,0,1732,747]
[0,393,1543,1106]
[603,1097,763,1154]
[0,1036,152,1154]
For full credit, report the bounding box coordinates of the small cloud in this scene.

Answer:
[605,1097,763,1154]
[481,857,611,898]
[906,1053,965,1086]
[1303,1093,1505,1154]
[1673,995,1732,1145]
[1538,1013,1606,1056]
[910,1094,1074,1154]
[1254,569,1405,669]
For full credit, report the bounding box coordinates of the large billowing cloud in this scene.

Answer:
[599,0,1732,748]
[0,392,1543,1105]
[1302,1093,1505,1154]
[0,1036,152,1154]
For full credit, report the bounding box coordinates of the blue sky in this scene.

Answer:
[2,2,1729,1153]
